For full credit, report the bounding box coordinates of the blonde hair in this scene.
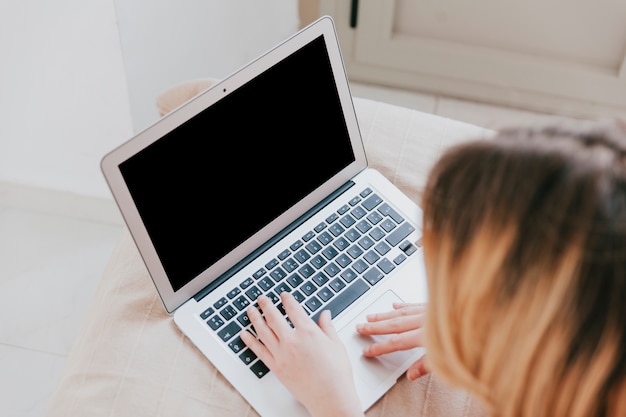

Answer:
[421,121,626,417]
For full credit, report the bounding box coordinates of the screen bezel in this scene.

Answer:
[100,16,367,313]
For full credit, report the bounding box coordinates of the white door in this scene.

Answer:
[321,0,626,119]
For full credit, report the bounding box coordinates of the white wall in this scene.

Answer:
[0,1,299,201]
[115,0,300,133]
[0,0,132,200]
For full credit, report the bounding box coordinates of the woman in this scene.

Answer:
[240,120,626,417]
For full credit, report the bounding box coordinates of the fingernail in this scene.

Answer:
[407,369,419,381]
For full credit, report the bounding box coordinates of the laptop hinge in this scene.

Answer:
[194,180,356,303]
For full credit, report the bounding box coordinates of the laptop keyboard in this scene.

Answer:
[198,187,419,378]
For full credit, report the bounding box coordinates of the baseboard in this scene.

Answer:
[0,181,123,226]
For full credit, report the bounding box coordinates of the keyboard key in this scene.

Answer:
[323,262,341,277]
[298,263,316,278]
[393,253,407,265]
[351,206,367,219]
[358,236,375,250]
[213,297,228,310]
[326,212,339,224]
[347,245,364,259]
[300,280,317,296]
[207,315,224,330]
[277,249,291,260]
[200,306,215,320]
[282,258,299,272]
[292,290,306,303]
[237,312,251,327]
[290,240,304,250]
[380,219,396,232]
[340,268,358,283]
[227,288,241,299]
[360,187,373,198]
[317,231,333,246]
[306,240,322,254]
[220,305,237,320]
[335,253,352,268]
[311,254,327,269]
[348,196,361,206]
[250,360,270,378]
[374,241,391,255]
[311,278,369,323]
[305,296,323,313]
[270,267,287,282]
[337,204,350,215]
[314,222,327,232]
[287,273,304,288]
[377,258,395,274]
[228,335,246,353]
[340,214,356,228]
[266,291,280,304]
[399,240,417,255]
[252,268,266,280]
[258,277,274,291]
[265,258,279,270]
[329,223,345,236]
[333,237,349,251]
[233,295,251,311]
[363,268,385,286]
[218,321,242,342]
[352,259,368,274]
[386,222,416,246]
[345,228,361,242]
[294,249,311,263]
[369,227,386,241]
[239,348,257,365]
[245,286,263,301]
[317,287,334,301]
[302,231,315,242]
[312,272,329,286]
[322,246,339,260]
[355,220,372,233]
[240,277,254,289]
[367,211,383,224]
[362,193,383,210]
[275,282,291,295]
[378,203,405,224]
[330,277,346,293]
[364,250,381,265]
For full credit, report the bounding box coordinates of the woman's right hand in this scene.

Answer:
[355,302,430,381]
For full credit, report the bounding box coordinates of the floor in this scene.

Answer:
[0,82,584,417]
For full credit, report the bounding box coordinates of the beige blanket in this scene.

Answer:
[45,79,493,417]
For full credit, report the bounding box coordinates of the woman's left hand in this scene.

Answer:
[240,292,364,417]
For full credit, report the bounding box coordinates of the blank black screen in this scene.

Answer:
[119,35,356,292]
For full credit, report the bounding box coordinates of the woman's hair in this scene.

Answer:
[421,120,626,417]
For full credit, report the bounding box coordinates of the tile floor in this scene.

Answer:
[0,82,586,417]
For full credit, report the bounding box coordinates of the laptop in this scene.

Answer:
[101,15,428,417]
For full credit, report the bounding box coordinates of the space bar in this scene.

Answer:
[310,278,370,324]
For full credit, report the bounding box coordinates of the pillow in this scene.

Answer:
[45,79,491,417]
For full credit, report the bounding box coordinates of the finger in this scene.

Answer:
[246,302,279,351]
[257,295,291,337]
[240,329,274,367]
[406,355,429,381]
[317,310,340,341]
[280,292,313,329]
[392,302,427,310]
[362,328,423,357]
[357,314,423,335]
[366,305,426,322]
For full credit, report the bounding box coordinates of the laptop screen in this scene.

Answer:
[119,35,356,292]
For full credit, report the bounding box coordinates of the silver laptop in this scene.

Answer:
[101,15,428,417]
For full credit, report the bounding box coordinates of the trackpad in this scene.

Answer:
[338,290,424,391]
